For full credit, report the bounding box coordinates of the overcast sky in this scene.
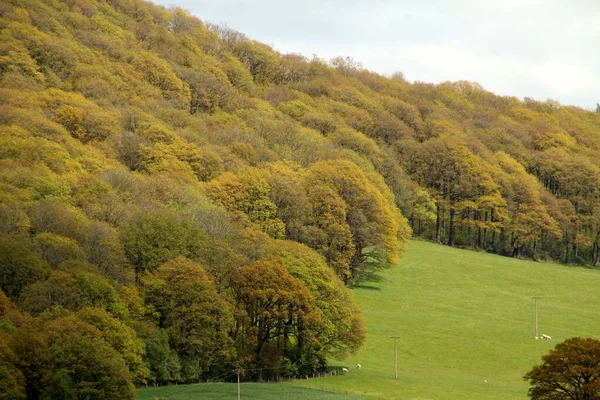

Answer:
[152,0,600,109]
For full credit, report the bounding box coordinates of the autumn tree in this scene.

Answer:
[266,240,366,361]
[229,261,319,380]
[204,169,286,239]
[413,134,502,246]
[307,160,410,284]
[524,337,600,400]
[305,183,355,280]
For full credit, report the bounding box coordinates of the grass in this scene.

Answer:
[138,382,367,399]
[138,240,600,399]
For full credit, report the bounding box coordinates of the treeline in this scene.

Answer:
[1,0,600,397]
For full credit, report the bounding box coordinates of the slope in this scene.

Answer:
[291,240,600,399]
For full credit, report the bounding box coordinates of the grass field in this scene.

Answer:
[138,382,367,399]
[138,240,600,399]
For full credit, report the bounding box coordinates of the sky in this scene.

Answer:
[152,0,600,109]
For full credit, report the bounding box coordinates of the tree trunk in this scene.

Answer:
[448,208,455,246]
[347,244,363,286]
[435,204,442,244]
[593,237,600,267]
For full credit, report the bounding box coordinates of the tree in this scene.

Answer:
[524,337,600,399]
[121,210,205,281]
[46,369,76,400]
[266,240,365,359]
[204,170,285,239]
[306,183,355,280]
[33,233,85,268]
[77,307,149,385]
[0,237,50,300]
[19,266,125,316]
[43,316,136,400]
[145,258,234,380]
[10,327,52,400]
[307,160,410,284]
[229,261,319,380]
[0,331,26,400]
[413,134,501,247]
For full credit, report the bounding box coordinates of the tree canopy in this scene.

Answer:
[524,337,600,400]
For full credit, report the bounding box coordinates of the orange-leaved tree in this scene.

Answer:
[229,261,319,380]
[524,337,600,400]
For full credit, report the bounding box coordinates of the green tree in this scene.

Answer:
[46,369,76,400]
[10,327,51,400]
[121,210,205,281]
[77,307,149,384]
[19,267,124,316]
[0,331,26,400]
[524,337,600,400]
[44,316,135,400]
[33,233,85,268]
[0,237,50,300]
[267,240,365,359]
[145,258,234,380]
[138,326,182,384]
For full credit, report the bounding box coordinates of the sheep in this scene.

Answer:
[356,363,362,369]
[342,368,349,373]
[542,334,552,340]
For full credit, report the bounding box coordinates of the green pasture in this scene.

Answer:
[139,240,600,399]
[138,382,367,399]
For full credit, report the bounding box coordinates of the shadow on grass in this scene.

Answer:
[352,269,385,291]
[353,284,381,291]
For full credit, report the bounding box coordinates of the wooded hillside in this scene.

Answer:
[1,0,599,398]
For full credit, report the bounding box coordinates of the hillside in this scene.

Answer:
[294,240,600,399]
[1,0,600,398]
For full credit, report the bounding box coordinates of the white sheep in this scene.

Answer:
[342,368,349,373]
[542,334,552,340]
[356,363,362,369]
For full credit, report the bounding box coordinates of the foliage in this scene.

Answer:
[144,257,234,380]
[120,210,205,280]
[230,260,319,380]
[0,237,50,300]
[0,332,26,400]
[524,337,600,400]
[44,316,136,400]
[2,0,600,393]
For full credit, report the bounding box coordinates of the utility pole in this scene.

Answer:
[531,297,541,339]
[390,336,400,379]
[236,369,241,400]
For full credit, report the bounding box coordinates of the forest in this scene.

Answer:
[1,0,600,398]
